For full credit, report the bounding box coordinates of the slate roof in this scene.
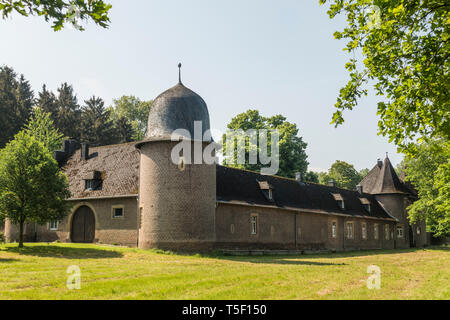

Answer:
[216,165,396,220]
[63,142,139,199]
[359,156,414,195]
[61,142,396,220]
[146,82,211,142]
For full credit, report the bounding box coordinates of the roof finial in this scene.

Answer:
[178,63,182,84]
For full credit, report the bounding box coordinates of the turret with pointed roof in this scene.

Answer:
[359,155,414,195]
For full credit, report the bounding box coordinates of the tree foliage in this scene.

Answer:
[54,83,82,140]
[0,0,112,31]
[24,107,65,152]
[222,110,309,179]
[403,137,449,237]
[321,0,449,153]
[0,66,33,148]
[80,96,116,146]
[0,131,71,247]
[317,160,368,190]
[108,96,153,141]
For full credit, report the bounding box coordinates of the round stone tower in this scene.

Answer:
[135,67,216,251]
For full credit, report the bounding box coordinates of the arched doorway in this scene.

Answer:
[71,205,95,243]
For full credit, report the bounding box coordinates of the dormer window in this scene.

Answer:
[257,180,274,202]
[331,193,345,210]
[84,171,103,191]
[85,179,102,191]
[359,198,371,212]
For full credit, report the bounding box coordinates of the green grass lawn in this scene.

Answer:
[0,243,448,300]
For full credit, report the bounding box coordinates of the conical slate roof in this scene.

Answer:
[359,156,413,195]
[145,82,211,141]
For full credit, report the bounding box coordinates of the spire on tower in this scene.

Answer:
[178,63,182,84]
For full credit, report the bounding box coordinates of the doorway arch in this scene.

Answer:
[71,205,96,243]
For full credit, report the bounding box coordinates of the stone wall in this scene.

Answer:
[4,197,139,247]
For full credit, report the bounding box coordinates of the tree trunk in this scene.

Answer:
[18,221,24,248]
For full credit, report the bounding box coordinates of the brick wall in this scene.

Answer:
[215,203,396,251]
[138,140,216,251]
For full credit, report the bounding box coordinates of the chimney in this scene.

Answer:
[377,158,383,168]
[81,143,89,161]
[53,139,79,167]
[356,184,363,194]
[295,172,302,182]
[328,179,335,187]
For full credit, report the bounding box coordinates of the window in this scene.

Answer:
[251,215,258,235]
[331,221,337,238]
[374,224,379,240]
[360,198,371,212]
[49,221,58,230]
[397,226,404,238]
[112,206,124,218]
[346,222,354,239]
[362,222,367,240]
[268,189,273,200]
[332,193,345,210]
[85,179,102,191]
[385,224,390,240]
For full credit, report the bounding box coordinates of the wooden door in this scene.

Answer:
[71,206,95,243]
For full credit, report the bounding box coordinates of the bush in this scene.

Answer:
[0,232,5,243]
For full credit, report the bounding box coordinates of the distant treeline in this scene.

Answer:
[0,65,152,149]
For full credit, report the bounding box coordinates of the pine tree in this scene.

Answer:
[113,116,134,143]
[36,84,59,120]
[0,66,34,148]
[81,96,116,146]
[55,83,81,140]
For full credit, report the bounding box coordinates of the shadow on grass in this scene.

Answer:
[0,258,18,263]
[3,245,123,259]
[217,257,347,266]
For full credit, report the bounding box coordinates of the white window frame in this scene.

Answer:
[111,205,125,219]
[397,225,404,238]
[362,222,367,240]
[251,214,258,235]
[49,220,58,231]
[331,221,337,238]
[346,222,354,239]
[374,224,379,240]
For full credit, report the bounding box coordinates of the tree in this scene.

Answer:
[303,171,319,183]
[108,96,153,141]
[320,0,449,153]
[222,110,309,178]
[0,0,112,31]
[0,131,71,247]
[36,84,59,119]
[113,116,134,143]
[24,107,65,152]
[403,137,449,237]
[0,66,34,148]
[80,96,116,146]
[55,83,81,140]
[319,160,362,190]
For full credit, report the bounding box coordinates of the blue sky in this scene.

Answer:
[0,0,402,172]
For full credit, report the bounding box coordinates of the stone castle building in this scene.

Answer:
[3,73,427,252]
